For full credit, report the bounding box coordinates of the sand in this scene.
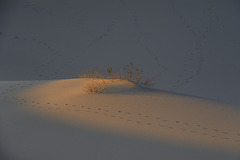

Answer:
[1,0,240,159]
[15,79,240,153]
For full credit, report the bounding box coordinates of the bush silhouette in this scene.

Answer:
[78,62,152,93]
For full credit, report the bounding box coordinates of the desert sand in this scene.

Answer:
[15,79,240,153]
[1,0,240,160]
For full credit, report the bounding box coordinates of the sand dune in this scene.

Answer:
[15,79,240,153]
[1,0,240,159]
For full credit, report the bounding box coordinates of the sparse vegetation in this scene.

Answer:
[78,69,106,79]
[77,62,153,93]
[85,78,106,94]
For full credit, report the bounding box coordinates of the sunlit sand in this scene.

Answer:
[16,78,240,153]
[1,0,240,159]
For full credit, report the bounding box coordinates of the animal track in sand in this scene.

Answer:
[120,0,168,77]
[3,82,239,144]
[52,16,119,78]
[0,31,61,79]
[169,0,220,89]
[9,95,240,144]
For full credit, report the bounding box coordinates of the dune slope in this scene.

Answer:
[15,79,240,153]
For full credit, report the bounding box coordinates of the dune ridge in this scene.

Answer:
[15,78,240,153]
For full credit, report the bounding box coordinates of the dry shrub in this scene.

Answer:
[121,62,143,83]
[78,62,153,94]
[86,79,106,94]
[78,69,106,79]
[143,79,152,86]
[107,62,151,85]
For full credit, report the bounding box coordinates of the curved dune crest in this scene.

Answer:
[16,78,240,153]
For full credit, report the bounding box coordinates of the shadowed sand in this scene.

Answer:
[15,78,240,154]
